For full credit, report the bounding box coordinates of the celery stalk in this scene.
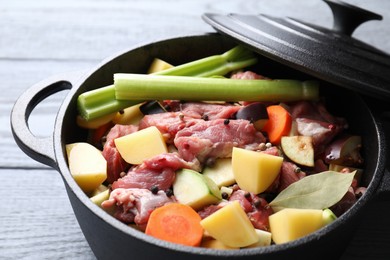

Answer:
[152,45,257,77]
[114,74,319,102]
[77,85,140,120]
[77,45,258,120]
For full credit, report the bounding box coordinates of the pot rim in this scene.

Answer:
[53,33,387,257]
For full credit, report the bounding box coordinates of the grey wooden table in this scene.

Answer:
[1,0,390,259]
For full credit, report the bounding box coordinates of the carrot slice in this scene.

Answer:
[145,203,203,247]
[263,105,292,145]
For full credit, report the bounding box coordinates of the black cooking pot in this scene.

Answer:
[10,1,390,260]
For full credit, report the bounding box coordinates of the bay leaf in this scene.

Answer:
[269,171,356,212]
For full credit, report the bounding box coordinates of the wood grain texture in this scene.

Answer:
[0,59,94,168]
[1,0,390,259]
[0,169,95,260]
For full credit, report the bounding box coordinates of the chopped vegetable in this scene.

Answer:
[202,158,235,188]
[263,105,293,144]
[232,147,283,194]
[324,135,363,166]
[173,169,221,210]
[147,58,174,74]
[88,121,113,147]
[76,112,116,129]
[269,208,324,244]
[201,239,238,249]
[152,45,257,77]
[66,142,107,194]
[77,85,139,121]
[235,102,269,130]
[90,184,109,197]
[281,135,314,167]
[114,126,167,164]
[200,201,258,248]
[112,103,144,125]
[145,203,203,247]
[322,208,337,225]
[246,229,272,248]
[114,74,319,102]
[78,45,258,121]
[90,189,110,207]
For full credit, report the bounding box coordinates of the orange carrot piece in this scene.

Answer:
[263,105,292,144]
[145,203,203,247]
[89,121,113,147]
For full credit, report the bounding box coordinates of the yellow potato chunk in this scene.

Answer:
[66,142,107,194]
[76,113,116,129]
[114,126,167,164]
[201,239,238,250]
[65,142,78,159]
[112,103,144,125]
[147,58,174,74]
[246,229,272,248]
[269,208,324,244]
[232,147,283,194]
[202,158,235,187]
[200,201,258,248]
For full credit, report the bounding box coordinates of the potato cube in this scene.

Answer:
[66,142,107,194]
[200,201,258,248]
[232,147,283,194]
[202,158,235,187]
[147,58,174,74]
[246,229,272,248]
[114,126,167,164]
[112,103,144,125]
[76,113,116,129]
[201,239,238,250]
[269,208,324,244]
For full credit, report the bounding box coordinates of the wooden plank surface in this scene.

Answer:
[0,169,95,259]
[0,59,94,168]
[1,0,390,259]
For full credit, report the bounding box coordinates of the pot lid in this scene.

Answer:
[202,0,390,101]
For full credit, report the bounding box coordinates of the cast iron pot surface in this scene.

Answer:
[11,33,390,260]
[10,2,390,260]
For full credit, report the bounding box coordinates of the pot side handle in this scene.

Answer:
[10,71,85,170]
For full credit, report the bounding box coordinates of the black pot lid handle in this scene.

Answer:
[325,0,382,36]
[202,0,390,101]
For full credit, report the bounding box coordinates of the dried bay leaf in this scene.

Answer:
[269,171,356,212]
